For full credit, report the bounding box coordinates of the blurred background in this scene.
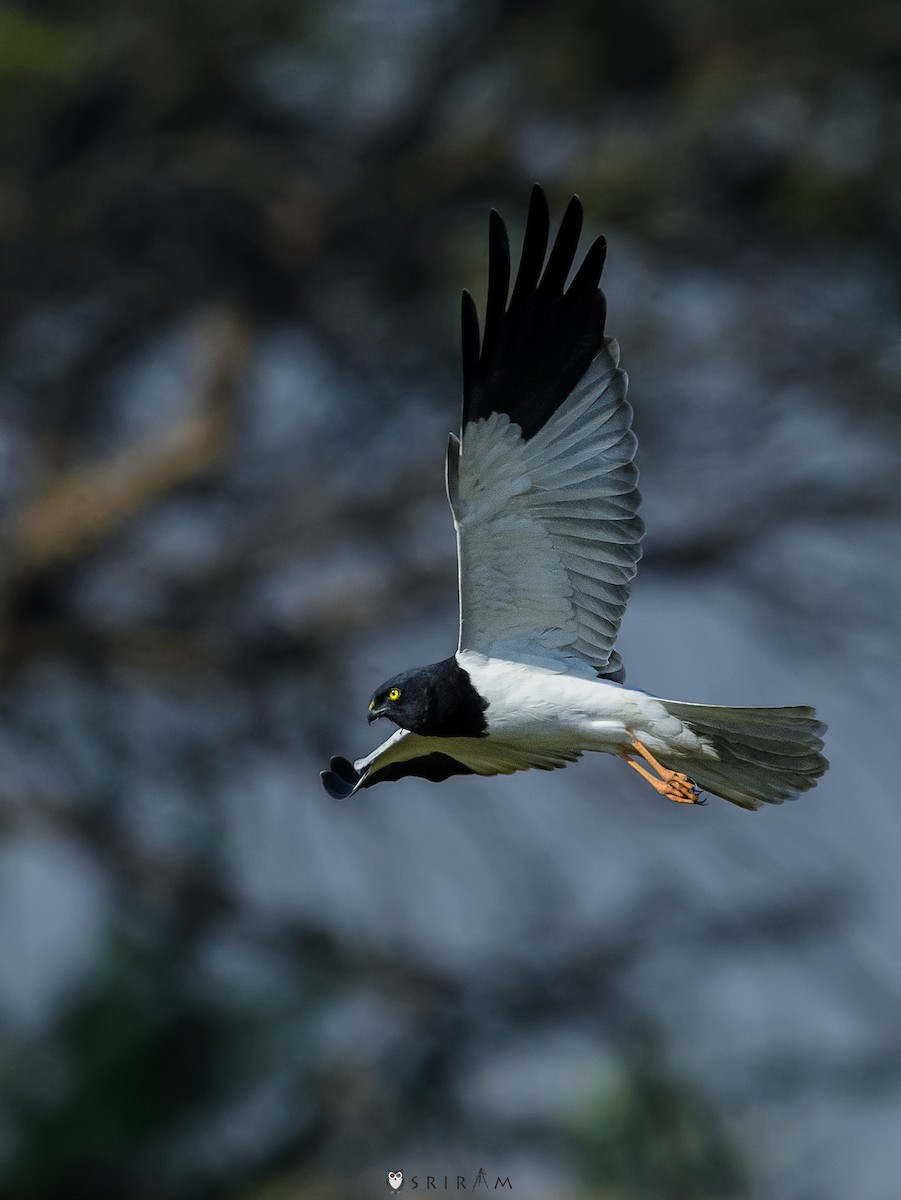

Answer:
[1,1,901,1197]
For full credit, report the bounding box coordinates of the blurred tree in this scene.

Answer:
[1,2,900,1199]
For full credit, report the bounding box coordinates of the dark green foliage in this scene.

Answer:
[575,1053,747,1200]
[2,947,230,1200]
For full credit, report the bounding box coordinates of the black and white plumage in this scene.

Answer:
[321,187,828,811]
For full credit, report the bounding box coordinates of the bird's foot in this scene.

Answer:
[660,773,703,804]
[622,739,703,805]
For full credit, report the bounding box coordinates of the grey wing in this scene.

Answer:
[447,186,643,681]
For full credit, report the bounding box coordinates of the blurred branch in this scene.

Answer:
[9,310,251,578]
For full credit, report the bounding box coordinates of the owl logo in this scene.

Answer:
[386,1170,404,1191]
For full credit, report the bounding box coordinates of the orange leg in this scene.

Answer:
[621,738,703,805]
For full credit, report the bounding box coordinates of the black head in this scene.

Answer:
[367,656,488,738]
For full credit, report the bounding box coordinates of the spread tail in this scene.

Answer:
[658,701,828,811]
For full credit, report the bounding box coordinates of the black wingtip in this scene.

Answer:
[568,234,608,299]
[539,194,584,296]
[320,755,363,801]
[511,184,551,304]
[566,192,584,216]
[462,187,608,441]
[461,289,481,424]
[528,183,551,221]
[461,289,480,353]
[482,209,511,362]
[321,771,352,800]
[579,232,608,274]
[487,209,510,272]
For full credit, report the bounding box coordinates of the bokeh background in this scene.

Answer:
[2,1,901,1197]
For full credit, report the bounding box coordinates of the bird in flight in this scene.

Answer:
[321,186,827,810]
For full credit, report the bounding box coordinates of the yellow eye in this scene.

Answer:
[388,687,401,701]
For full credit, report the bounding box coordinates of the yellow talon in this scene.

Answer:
[621,738,702,805]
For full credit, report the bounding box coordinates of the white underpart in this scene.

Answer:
[354,651,717,781]
[457,650,715,758]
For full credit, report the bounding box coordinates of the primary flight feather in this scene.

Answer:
[321,186,828,810]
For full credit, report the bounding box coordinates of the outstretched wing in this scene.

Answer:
[320,727,582,799]
[447,186,643,682]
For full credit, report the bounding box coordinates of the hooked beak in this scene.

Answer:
[368,702,387,725]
